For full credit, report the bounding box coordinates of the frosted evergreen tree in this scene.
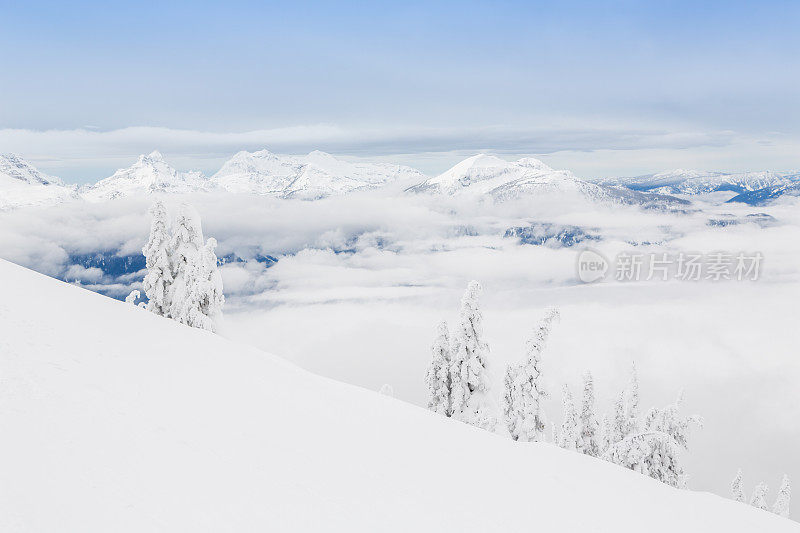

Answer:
[731,469,746,503]
[501,307,560,442]
[605,392,700,488]
[773,475,791,517]
[598,414,612,455]
[425,321,452,416]
[379,384,394,397]
[558,384,579,451]
[751,482,769,511]
[578,371,600,456]
[608,390,627,448]
[624,363,640,436]
[172,237,225,332]
[449,281,496,431]
[125,289,141,305]
[169,204,205,321]
[141,200,174,316]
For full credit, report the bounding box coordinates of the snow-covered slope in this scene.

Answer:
[211,149,426,199]
[598,169,800,197]
[0,258,795,532]
[0,154,76,210]
[80,151,209,201]
[408,154,688,208]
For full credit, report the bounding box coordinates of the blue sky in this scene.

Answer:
[1,0,799,182]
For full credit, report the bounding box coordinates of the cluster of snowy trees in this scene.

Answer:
[425,280,703,490]
[732,470,791,518]
[130,201,224,332]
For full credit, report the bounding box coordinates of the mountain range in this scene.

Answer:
[407,154,689,208]
[596,169,800,205]
[2,151,799,208]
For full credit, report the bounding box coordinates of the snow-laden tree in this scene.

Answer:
[578,371,600,457]
[598,414,612,455]
[168,203,205,320]
[558,384,579,451]
[125,289,141,306]
[501,307,560,442]
[379,384,394,397]
[751,482,769,511]
[624,363,640,436]
[449,281,496,431]
[772,475,791,517]
[607,390,627,451]
[171,237,225,332]
[142,200,174,316]
[605,392,701,488]
[425,321,452,416]
[731,469,746,503]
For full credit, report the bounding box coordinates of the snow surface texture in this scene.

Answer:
[0,154,76,210]
[0,258,797,532]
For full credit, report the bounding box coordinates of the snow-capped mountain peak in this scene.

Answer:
[0,154,76,210]
[212,149,427,199]
[407,154,689,209]
[0,153,63,186]
[81,151,209,201]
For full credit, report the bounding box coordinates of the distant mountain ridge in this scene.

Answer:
[407,154,689,209]
[3,152,800,208]
[210,149,426,199]
[0,153,76,210]
[80,151,209,201]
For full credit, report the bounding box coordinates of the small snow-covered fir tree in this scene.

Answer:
[141,200,174,316]
[449,281,496,431]
[174,237,225,331]
[751,482,769,511]
[168,203,205,320]
[773,475,791,517]
[379,384,394,397]
[578,371,600,457]
[605,392,701,488]
[558,384,579,451]
[501,307,560,442]
[425,321,452,416]
[598,414,612,455]
[624,363,640,436]
[608,390,627,450]
[125,289,141,305]
[731,469,746,503]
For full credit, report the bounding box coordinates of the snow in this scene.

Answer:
[0,258,797,531]
[211,149,427,199]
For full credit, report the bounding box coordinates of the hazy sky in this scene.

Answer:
[2,0,799,182]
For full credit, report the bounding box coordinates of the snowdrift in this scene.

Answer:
[0,259,795,532]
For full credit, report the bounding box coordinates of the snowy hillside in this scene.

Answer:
[80,151,209,201]
[0,154,76,210]
[0,258,795,532]
[407,154,688,208]
[211,149,427,199]
[598,169,800,198]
